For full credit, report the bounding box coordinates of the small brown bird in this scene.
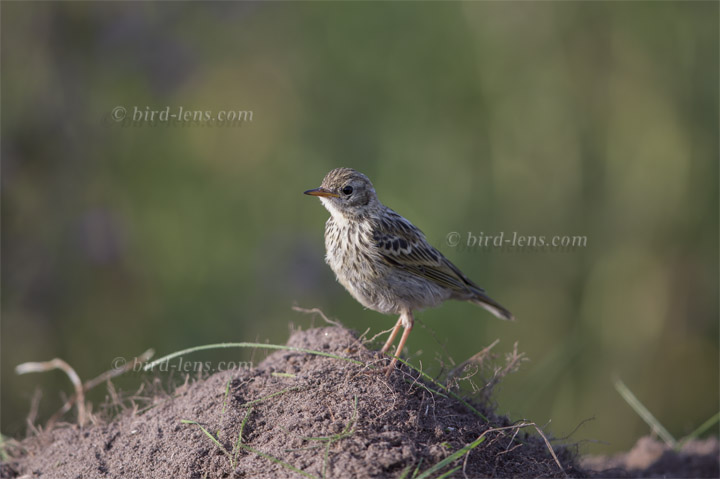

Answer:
[304,168,513,375]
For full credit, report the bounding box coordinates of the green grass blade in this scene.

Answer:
[224,406,319,479]
[234,407,254,465]
[396,465,413,479]
[412,458,424,478]
[181,420,232,460]
[434,466,461,479]
[239,407,253,444]
[613,377,677,447]
[680,412,720,446]
[220,378,231,415]
[0,434,13,462]
[414,435,486,479]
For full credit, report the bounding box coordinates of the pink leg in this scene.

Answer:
[381,316,404,353]
[385,311,414,376]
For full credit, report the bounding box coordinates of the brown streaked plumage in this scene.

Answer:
[304,167,513,375]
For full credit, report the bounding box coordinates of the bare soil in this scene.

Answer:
[2,326,718,478]
[582,435,719,478]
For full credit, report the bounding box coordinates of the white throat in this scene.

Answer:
[319,197,349,223]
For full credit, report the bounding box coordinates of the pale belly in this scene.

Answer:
[324,218,451,315]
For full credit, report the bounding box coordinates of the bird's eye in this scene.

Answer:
[342,185,353,195]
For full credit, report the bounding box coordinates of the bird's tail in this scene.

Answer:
[469,291,515,321]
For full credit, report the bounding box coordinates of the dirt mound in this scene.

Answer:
[2,326,579,478]
[582,435,719,478]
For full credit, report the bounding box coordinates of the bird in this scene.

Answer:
[304,167,513,375]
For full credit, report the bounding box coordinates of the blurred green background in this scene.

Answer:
[2,2,717,455]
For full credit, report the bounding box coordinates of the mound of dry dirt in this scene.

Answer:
[582,435,719,478]
[3,326,580,478]
[3,326,718,478]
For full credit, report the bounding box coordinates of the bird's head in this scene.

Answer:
[304,168,380,219]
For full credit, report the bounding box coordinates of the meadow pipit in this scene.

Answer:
[305,168,513,375]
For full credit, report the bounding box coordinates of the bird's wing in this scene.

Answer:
[372,210,483,296]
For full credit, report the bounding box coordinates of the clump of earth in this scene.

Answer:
[1,326,717,478]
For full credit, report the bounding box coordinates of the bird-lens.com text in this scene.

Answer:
[106,105,253,127]
[112,356,253,374]
[445,231,587,252]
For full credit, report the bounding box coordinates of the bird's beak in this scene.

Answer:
[304,187,340,198]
